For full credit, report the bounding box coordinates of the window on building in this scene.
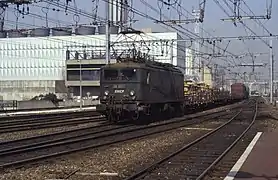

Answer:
[82,70,100,80]
[67,70,100,81]
[67,70,80,81]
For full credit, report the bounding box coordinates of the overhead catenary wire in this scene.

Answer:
[1,19,211,71]
[102,0,241,67]
[1,1,235,71]
[155,0,239,66]
[29,0,249,67]
[5,0,274,50]
[215,0,272,47]
[139,1,272,78]
[9,0,274,52]
[202,0,273,79]
[241,0,272,35]
[2,0,270,74]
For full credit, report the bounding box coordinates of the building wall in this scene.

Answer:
[0,32,182,80]
[185,48,193,75]
[176,34,186,73]
[203,66,213,88]
[0,80,56,100]
[0,32,184,100]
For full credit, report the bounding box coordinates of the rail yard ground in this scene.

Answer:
[0,98,278,180]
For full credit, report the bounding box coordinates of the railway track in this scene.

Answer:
[0,115,106,134]
[0,111,100,124]
[0,111,100,125]
[0,106,242,170]
[0,122,131,151]
[0,110,103,133]
[124,100,257,180]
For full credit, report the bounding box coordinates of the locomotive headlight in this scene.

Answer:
[130,90,135,96]
[104,90,109,96]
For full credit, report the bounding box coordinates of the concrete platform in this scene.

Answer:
[225,131,278,180]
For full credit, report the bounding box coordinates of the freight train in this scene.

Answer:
[96,52,249,122]
[231,83,250,100]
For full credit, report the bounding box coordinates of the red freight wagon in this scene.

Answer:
[231,83,249,100]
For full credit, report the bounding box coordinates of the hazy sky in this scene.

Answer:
[3,0,277,81]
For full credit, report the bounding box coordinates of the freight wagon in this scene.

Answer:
[231,83,249,100]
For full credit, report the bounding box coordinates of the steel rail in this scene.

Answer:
[124,99,257,180]
[0,108,241,169]
[0,102,241,148]
[123,109,244,180]
[0,116,105,134]
[0,111,100,125]
[0,110,99,122]
[196,99,258,180]
[0,115,102,127]
[0,123,132,154]
[0,112,228,156]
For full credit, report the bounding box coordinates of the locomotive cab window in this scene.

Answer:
[120,68,137,81]
[103,68,137,81]
[104,69,118,80]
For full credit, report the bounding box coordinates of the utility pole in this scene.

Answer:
[270,39,273,104]
[193,8,201,77]
[79,56,82,110]
[243,72,247,82]
[192,0,206,79]
[264,82,267,94]
[201,60,204,81]
[106,0,111,64]
[170,39,174,64]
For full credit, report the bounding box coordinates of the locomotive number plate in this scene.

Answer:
[114,89,124,93]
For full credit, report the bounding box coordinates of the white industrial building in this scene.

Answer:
[185,48,193,76]
[0,31,186,100]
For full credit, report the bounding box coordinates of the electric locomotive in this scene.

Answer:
[96,51,184,122]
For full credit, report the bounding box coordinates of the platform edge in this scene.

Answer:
[224,132,262,180]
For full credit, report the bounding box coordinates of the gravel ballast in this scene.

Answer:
[0,121,104,143]
[0,102,241,143]
[0,102,246,180]
[0,117,228,180]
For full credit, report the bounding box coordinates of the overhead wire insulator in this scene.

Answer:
[157,0,163,21]
[41,3,50,27]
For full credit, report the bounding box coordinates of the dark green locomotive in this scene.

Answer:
[96,55,184,122]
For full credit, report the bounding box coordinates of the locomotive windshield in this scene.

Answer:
[103,68,137,81]
[104,69,118,80]
[120,68,137,80]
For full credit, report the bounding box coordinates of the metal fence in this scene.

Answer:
[0,100,18,110]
